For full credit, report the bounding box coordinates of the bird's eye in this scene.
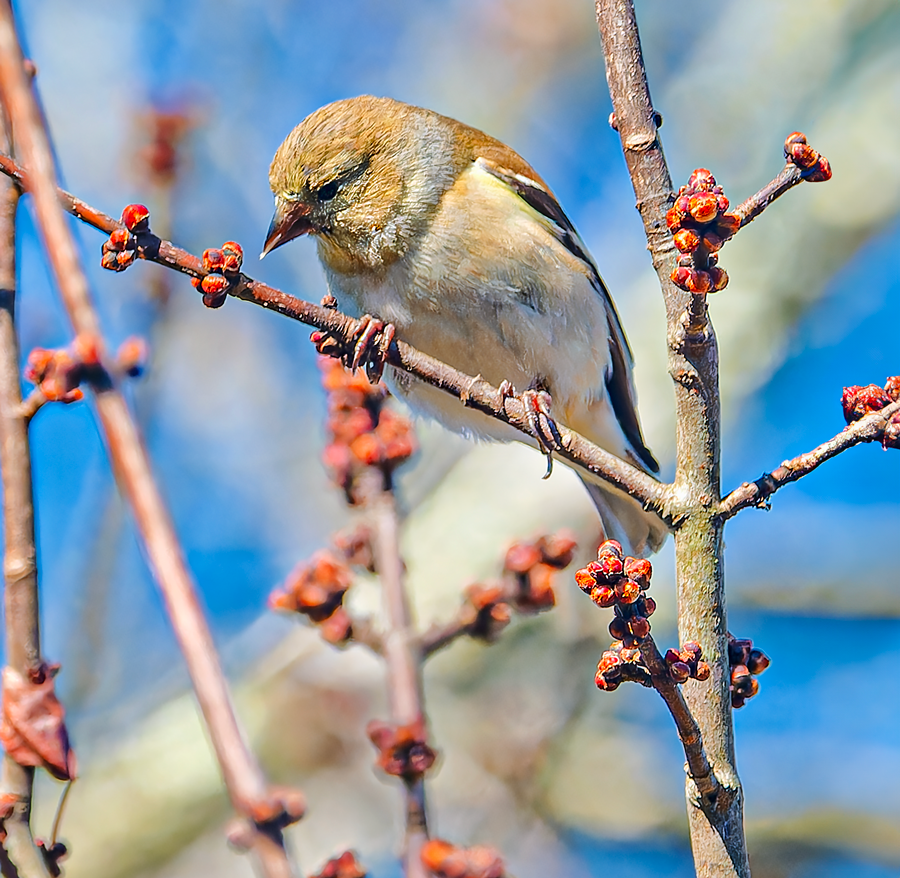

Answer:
[317,180,340,202]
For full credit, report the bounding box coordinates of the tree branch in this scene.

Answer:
[358,470,429,878]
[719,399,900,520]
[637,636,717,800]
[0,84,54,878]
[0,5,298,875]
[596,1,749,875]
[0,150,673,519]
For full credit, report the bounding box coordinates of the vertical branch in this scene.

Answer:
[0,100,54,878]
[0,5,298,876]
[361,471,428,878]
[595,2,749,877]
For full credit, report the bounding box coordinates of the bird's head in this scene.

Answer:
[263,96,457,273]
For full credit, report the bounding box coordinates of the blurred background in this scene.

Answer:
[3,0,899,876]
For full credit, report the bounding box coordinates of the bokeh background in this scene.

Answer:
[4,0,899,876]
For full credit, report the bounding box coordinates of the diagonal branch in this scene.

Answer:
[0,4,298,875]
[719,399,900,520]
[0,151,672,519]
[637,635,716,801]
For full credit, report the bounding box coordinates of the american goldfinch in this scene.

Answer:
[263,95,666,555]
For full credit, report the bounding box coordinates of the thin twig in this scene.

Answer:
[638,636,717,800]
[358,470,429,878]
[0,5,297,875]
[719,399,900,520]
[596,1,750,875]
[0,151,672,519]
[732,162,804,229]
[0,78,54,878]
[419,616,478,660]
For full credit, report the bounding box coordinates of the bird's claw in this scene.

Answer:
[350,315,395,383]
[310,312,395,384]
[500,383,562,479]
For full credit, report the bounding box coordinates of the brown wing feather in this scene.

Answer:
[475,156,659,475]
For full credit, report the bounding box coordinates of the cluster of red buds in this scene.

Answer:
[366,717,436,781]
[576,540,659,692]
[667,169,738,295]
[192,241,244,309]
[728,635,770,708]
[269,550,355,645]
[842,376,900,449]
[502,532,576,613]
[24,335,147,404]
[664,641,711,684]
[100,203,151,272]
[319,357,417,501]
[784,131,832,182]
[421,838,505,878]
[310,851,367,878]
[456,583,513,643]
[594,639,649,691]
[575,540,656,644]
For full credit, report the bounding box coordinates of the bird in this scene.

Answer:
[262,95,666,556]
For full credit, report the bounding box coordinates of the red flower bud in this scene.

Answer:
[202,248,226,273]
[628,616,650,639]
[574,567,596,591]
[842,384,891,423]
[688,168,716,192]
[673,228,700,253]
[884,376,900,402]
[807,157,832,182]
[666,195,691,230]
[671,266,692,290]
[688,192,719,224]
[708,266,729,292]
[121,203,150,232]
[608,617,629,641]
[108,228,131,251]
[669,661,690,683]
[715,213,740,240]
[686,270,712,294]
[595,671,619,691]
[590,584,617,608]
[100,250,122,271]
[200,273,230,296]
[597,540,623,559]
[616,580,641,604]
[747,649,770,675]
[695,661,711,681]
[594,553,624,579]
[221,241,244,273]
[682,641,702,660]
[623,557,652,586]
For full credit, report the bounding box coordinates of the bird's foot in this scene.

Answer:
[311,304,396,384]
[349,315,395,382]
[500,382,562,479]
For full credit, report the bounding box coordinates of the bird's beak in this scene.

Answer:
[260,198,313,259]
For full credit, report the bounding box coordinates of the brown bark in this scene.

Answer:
[595,1,750,875]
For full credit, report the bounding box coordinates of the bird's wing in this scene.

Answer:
[475,157,659,474]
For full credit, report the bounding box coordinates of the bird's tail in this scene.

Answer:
[579,475,668,557]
